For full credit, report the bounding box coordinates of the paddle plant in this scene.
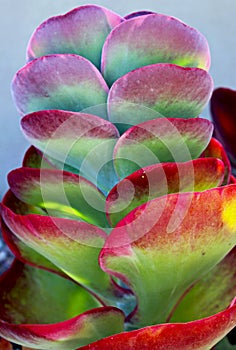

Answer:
[0,5,236,349]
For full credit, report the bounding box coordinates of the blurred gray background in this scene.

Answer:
[0,0,235,197]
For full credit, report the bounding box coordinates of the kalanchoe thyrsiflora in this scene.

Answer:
[0,5,236,350]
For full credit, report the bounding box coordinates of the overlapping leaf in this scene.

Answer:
[106,158,224,227]
[2,3,236,349]
[1,205,116,302]
[12,54,108,117]
[8,167,107,226]
[100,185,236,328]
[102,13,210,86]
[1,218,65,278]
[201,137,231,184]
[170,247,236,322]
[0,261,124,349]
[114,118,213,179]
[80,299,236,350]
[27,5,123,68]
[22,146,55,169]
[21,110,119,192]
[108,64,213,131]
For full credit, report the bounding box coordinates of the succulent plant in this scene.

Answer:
[0,5,236,350]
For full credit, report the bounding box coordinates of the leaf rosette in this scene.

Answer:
[1,5,236,349]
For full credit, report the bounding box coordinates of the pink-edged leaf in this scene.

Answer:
[1,218,66,278]
[106,158,225,227]
[12,54,108,117]
[21,110,120,193]
[23,145,84,179]
[1,190,76,277]
[201,137,231,184]
[1,204,119,303]
[108,64,213,131]
[0,262,125,349]
[114,118,213,179]
[211,88,236,170]
[22,146,80,183]
[2,188,45,216]
[27,5,123,69]
[170,247,236,322]
[0,260,100,324]
[100,185,236,327]
[102,13,210,86]
[22,146,55,169]
[80,299,236,350]
[8,167,108,227]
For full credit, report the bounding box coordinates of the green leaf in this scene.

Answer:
[102,13,210,86]
[114,118,213,179]
[170,247,236,322]
[108,64,213,132]
[0,261,125,349]
[106,158,224,227]
[100,185,236,328]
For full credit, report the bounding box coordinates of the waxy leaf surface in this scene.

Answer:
[100,185,236,327]
[0,260,100,324]
[12,54,108,117]
[22,146,55,169]
[27,5,123,68]
[170,247,236,322]
[1,206,116,303]
[102,13,210,86]
[8,167,107,227]
[23,145,88,180]
[108,64,213,130]
[0,262,124,349]
[106,158,224,227]
[1,218,65,278]
[80,300,236,350]
[21,110,120,193]
[114,118,213,179]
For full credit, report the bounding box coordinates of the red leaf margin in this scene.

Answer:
[79,299,236,350]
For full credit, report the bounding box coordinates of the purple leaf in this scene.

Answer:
[27,5,123,69]
[102,13,210,86]
[12,54,108,117]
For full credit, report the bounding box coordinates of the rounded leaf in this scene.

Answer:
[27,5,123,68]
[100,185,236,327]
[80,299,236,350]
[0,261,125,349]
[102,13,210,86]
[114,118,213,179]
[108,64,213,128]
[106,158,224,227]
[21,110,120,193]
[12,54,108,117]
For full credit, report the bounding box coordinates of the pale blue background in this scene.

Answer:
[0,0,235,196]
